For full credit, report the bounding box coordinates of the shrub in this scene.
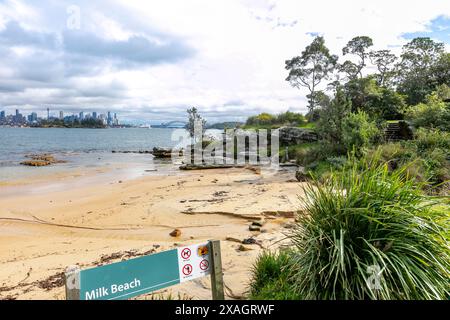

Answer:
[248,250,300,300]
[341,111,380,155]
[288,156,450,299]
[406,93,450,131]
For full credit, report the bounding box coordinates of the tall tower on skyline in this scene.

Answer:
[47,107,50,120]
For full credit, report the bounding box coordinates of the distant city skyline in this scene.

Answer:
[0,107,120,126]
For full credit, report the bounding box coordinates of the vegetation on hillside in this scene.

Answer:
[248,34,450,300]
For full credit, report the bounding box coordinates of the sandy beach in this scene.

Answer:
[0,164,304,300]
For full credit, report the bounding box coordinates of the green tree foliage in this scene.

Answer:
[397,37,446,105]
[316,89,351,150]
[286,36,338,114]
[186,107,206,138]
[343,77,407,120]
[369,49,398,87]
[342,36,374,79]
[341,111,379,154]
[246,111,306,127]
[406,91,450,131]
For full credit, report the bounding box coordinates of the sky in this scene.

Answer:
[0,0,449,124]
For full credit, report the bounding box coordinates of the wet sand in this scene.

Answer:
[0,165,304,300]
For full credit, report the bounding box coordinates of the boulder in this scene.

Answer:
[153,147,176,158]
[279,127,318,145]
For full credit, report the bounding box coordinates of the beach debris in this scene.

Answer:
[169,229,182,237]
[20,154,66,167]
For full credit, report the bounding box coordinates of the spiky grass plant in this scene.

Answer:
[289,154,450,299]
[249,250,300,300]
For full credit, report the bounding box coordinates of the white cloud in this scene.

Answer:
[0,0,449,122]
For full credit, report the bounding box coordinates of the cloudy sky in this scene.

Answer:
[0,0,449,123]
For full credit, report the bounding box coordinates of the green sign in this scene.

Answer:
[72,242,212,300]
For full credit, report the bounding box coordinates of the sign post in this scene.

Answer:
[210,240,224,300]
[65,240,224,300]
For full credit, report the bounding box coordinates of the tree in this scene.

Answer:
[186,107,206,139]
[431,53,450,90]
[338,60,360,80]
[342,36,374,78]
[285,36,338,116]
[316,88,351,149]
[343,76,406,120]
[369,49,398,87]
[397,37,446,105]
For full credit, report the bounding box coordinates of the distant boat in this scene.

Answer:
[138,124,151,128]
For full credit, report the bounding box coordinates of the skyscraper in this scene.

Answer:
[59,111,64,120]
[79,112,84,120]
[47,108,50,120]
[92,112,97,119]
[0,111,5,119]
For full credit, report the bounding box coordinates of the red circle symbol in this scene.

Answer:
[199,259,209,271]
[181,248,191,260]
[182,264,193,276]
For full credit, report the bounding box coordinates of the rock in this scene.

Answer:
[20,160,51,167]
[251,219,265,227]
[279,127,318,145]
[242,238,257,245]
[21,154,66,167]
[153,147,178,158]
[238,245,253,252]
[169,229,182,237]
[226,237,242,243]
[249,225,261,232]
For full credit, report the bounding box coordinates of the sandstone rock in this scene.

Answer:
[169,229,182,237]
[279,127,318,145]
[153,147,176,158]
[251,219,265,227]
[21,154,66,167]
[249,225,261,232]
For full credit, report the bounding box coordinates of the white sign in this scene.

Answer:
[177,242,211,283]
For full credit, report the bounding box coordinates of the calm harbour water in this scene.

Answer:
[0,127,193,181]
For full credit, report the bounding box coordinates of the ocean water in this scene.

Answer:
[0,127,193,181]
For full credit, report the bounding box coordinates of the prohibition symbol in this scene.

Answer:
[181,248,191,260]
[199,259,209,271]
[182,264,193,276]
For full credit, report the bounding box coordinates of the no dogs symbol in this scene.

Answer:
[181,248,191,260]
